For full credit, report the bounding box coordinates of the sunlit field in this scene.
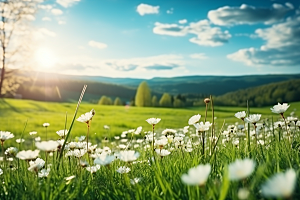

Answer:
[0,98,300,199]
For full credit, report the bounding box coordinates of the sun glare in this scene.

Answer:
[35,47,57,69]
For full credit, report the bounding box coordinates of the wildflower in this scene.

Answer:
[16,150,40,160]
[130,177,141,185]
[94,153,115,166]
[188,114,201,125]
[162,128,176,136]
[76,136,86,142]
[35,137,41,142]
[0,168,2,175]
[204,98,210,104]
[244,114,261,125]
[35,140,59,152]
[228,159,256,181]
[80,160,89,167]
[274,121,285,128]
[235,111,246,120]
[0,131,14,142]
[29,131,37,135]
[76,109,95,124]
[104,125,110,129]
[43,123,50,127]
[118,150,140,162]
[38,168,50,178]
[194,122,212,132]
[238,188,250,200]
[181,164,211,186]
[116,166,131,174]
[5,147,18,157]
[28,158,45,172]
[261,169,296,198]
[271,103,290,115]
[134,126,143,135]
[155,149,171,157]
[16,138,25,144]
[86,165,100,173]
[146,118,161,125]
[155,138,168,149]
[56,130,68,138]
[73,149,87,158]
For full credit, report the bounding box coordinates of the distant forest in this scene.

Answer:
[12,74,300,107]
[213,79,300,107]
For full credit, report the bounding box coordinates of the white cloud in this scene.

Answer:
[88,40,108,49]
[57,0,80,8]
[42,17,52,21]
[136,3,159,16]
[208,3,292,26]
[59,54,184,73]
[227,16,300,67]
[153,19,231,47]
[234,33,258,39]
[167,8,174,14]
[189,53,208,60]
[24,15,35,21]
[39,5,52,10]
[58,20,66,25]
[51,8,63,15]
[38,28,56,37]
[153,22,188,36]
[179,19,187,24]
[285,2,294,9]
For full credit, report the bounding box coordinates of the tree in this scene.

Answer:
[173,98,184,108]
[159,93,172,107]
[135,81,151,107]
[0,0,40,97]
[151,95,158,107]
[114,97,123,106]
[98,96,112,105]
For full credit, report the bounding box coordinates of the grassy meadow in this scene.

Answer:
[0,98,300,199]
[1,98,298,143]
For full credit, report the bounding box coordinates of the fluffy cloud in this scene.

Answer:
[38,28,56,37]
[227,16,300,67]
[189,53,208,60]
[208,3,293,26]
[153,20,231,47]
[57,0,80,8]
[105,54,183,71]
[88,40,107,49]
[42,17,52,21]
[136,3,159,16]
[144,64,179,70]
[58,20,66,25]
[167,8,174,14]
[60,54,184,72]
[51,8,63,15]
[39,5,52,10]
[179,19,187,24]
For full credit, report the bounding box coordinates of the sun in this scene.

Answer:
[34,47,57,69]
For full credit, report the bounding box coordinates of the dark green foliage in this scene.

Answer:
[114,97,123,106]
[214,79,300,107]
[159,93,172,107]
[98,96,112,105]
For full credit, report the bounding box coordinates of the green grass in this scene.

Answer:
[0,98,300,199]
[1,99,299,142]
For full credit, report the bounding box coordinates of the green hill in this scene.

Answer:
[214,79,300,107]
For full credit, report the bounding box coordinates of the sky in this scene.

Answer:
[28,0,300,78]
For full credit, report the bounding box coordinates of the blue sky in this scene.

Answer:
[30,0,300,78]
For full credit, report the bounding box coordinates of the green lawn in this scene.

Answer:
[0,98,299,143]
